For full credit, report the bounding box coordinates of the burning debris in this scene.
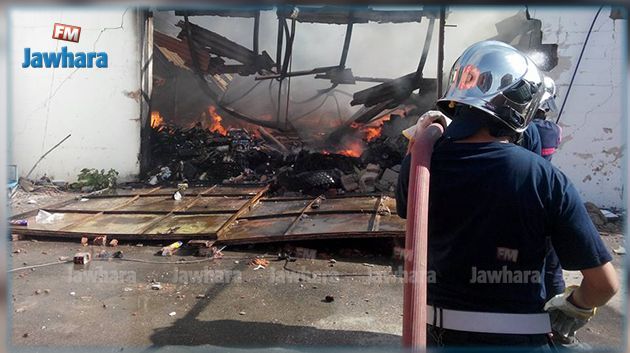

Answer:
[147,107,409,195]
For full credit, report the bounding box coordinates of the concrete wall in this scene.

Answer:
[530,7,625,208]
[9,8,142,182]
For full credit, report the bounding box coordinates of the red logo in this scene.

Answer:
[52,23,81,43]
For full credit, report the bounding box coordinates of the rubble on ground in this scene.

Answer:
[148,119,406,196]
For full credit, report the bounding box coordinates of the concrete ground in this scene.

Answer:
[7,235,625,351]
[8,190,626,351]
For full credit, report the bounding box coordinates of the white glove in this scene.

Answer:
[544,286,596,338]
[402,110,451,141]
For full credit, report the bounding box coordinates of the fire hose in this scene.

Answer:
[402,120,445,349]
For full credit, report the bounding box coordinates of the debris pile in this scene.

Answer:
[148,112,408,196]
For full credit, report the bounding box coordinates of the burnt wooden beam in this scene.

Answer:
[175,9,273,18]
[276,6,430,24]
[437,7,446,99]
[176,20,275,71]
[339,20,353,68]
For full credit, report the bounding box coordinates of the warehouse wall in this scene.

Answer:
[530,7,625,208]
[9,8,142,182]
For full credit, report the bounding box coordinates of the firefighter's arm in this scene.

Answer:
[572,261,619,308]
[544,262,618,337]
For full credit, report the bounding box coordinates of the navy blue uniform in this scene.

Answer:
[396,140,612,315]
[521,121,566,299]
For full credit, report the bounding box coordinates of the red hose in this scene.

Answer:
[402,122,445,349]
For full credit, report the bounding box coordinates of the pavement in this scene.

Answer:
[7,235,625,351]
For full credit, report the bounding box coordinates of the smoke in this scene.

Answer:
[152,7,529,144]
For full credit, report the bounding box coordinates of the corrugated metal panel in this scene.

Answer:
[10,186,405,244]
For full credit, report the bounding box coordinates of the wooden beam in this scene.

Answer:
[215,184,270,239]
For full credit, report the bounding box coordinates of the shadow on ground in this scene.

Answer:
[150,319,401,347]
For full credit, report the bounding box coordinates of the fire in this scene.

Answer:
[358,115,391,142]
[336,139,364,158]
[208,106,227,135]
[362,126,382,142]
[151,111,164,129]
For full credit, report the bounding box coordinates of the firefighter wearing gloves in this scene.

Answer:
[396,41,618,348]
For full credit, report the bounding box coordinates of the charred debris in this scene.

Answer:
[147,112,409,196]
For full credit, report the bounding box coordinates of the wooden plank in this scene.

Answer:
[283,195,323,235]
[215,184,270,239]
[137,185,217,234]
[57,187,162,232]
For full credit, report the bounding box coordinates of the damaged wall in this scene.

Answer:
[529,7,625,208]
[9,8,143,182]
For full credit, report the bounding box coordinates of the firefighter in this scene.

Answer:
[520,77,567,303]
[396,41,618,348]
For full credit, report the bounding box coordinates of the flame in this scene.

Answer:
[362,126,382,142]
[151,111,164,129]
[336,139,364,157]
[208,106,227,135]
[358,115,390,142]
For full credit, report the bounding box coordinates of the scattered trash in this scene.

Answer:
[196,294,206,299]
[169,312,176,317]
[15,308,25,313]
[136,244,144,247]
[73,252,91,265]
[124,288,133,292]
[93,236,108,246]
[211,246,225,258]
[35,210,64,224]
[10,219,28,226]
[173,191,183,201]
[601,209,620,220]
[613,246,626,255]
[311,198,322,209]
[234,260,240,264]
[13,249,21,254]
[59,256,70,261]
[69,292,76,297]
[239,311,246,315]
[151,283,163,290]
[250,258,270,269]
[324,295,335,303]
[79,198,90,202]
[35,289,42,295]
[27,199,37,204]
[362,263,376,268]
[161,241,183,256]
